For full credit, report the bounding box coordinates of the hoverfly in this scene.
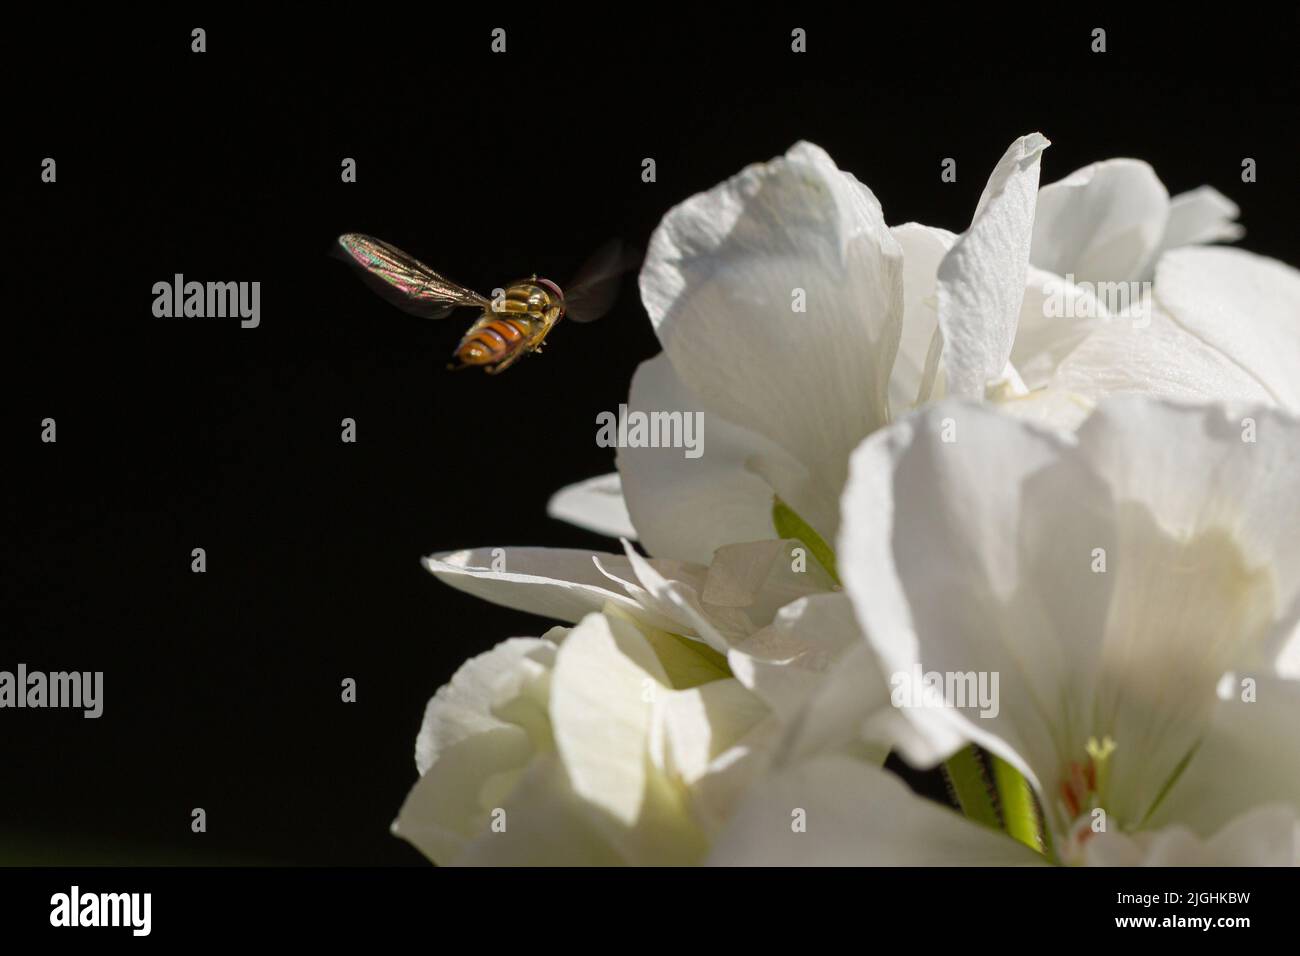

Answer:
[335,233,630,374]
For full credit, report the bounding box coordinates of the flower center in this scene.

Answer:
[1058,736,1116,838]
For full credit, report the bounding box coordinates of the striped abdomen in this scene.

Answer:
[455,314,537,368]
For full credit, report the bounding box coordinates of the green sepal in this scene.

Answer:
[772,497,840,585]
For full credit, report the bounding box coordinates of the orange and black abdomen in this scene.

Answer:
[455,315,533,368]
[452,280,563,371]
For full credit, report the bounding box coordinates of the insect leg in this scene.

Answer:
[486,350,527,374]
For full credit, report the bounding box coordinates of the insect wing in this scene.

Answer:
[336,233,490,319]
[562,239,640,324]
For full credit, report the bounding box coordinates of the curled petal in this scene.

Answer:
[1031,158,1169,284]
[938,133,1049,398]
[547,473,637,541]
[640,141,904,542]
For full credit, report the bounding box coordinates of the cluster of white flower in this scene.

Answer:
[394,135,1300,866]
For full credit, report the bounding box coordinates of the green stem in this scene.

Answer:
[943,746,1000,829]
[990,754,1043,853]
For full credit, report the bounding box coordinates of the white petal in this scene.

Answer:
[591,537,836,656]
[652,678,769,786]
[988,386,1095,431]
[1028,399,1300,826]
[428,539,742,660]
[649,679,777,837]
[1155,247,1300,411]
[682,715,784,838]
[1075,398,1300,631]
[1158,185,1244,253]
[423,546,686,632]
[550,612,666,824]
[1030,158,1169,283]
[546,473,637,541]
[888,222,957,410]
[414,636,557,774]
[394,637,557,864]
[1011,267,1108,389]
[617,354,785,565]
[728,592,867,725]
[702,537,837,624]
[1051,307,1275,406]
[1280,621,1300,680]
[707,755,1045,865]
[782,651,906,771]
[597,602,732,690]
[640,141,904,541]
[839,401,1112,800]
[604,540,734,652]
[842,397,1300,831]
[398,753,628,866]
[1145,675,1300,839]
[1084,804,1298,866]
[938,133,1049,398]
[549,612,708,863]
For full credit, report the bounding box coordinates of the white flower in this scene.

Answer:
[451,138,1048,821]
[1030,158,1242,285]
[557,135,1048,562]
[554,146,1300,548]
[1007,159,1300,423]
[413,547,898,864]
[392,608,771,865]
[405,140,1300,866]
[422,541,880,747]
[423,538,835,654]
[712,398,1300,865]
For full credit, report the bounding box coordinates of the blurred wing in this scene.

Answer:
[335,233,490,319]
[563,239,641,324]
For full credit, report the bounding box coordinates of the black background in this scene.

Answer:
[4,12,1297,865]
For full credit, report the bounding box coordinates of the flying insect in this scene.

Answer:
[336,233,629,374]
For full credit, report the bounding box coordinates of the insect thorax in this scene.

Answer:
[496,280,563,324]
